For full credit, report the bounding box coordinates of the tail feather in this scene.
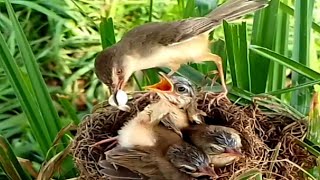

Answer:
[206,0,269,22]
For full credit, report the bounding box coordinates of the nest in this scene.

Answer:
[72,92,316,180]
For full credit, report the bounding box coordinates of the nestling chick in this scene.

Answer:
[183,124,243,167]
[92,74,203,148]
[117,73,203,148]
[99,124,217,180]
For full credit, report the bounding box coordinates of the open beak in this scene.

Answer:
[144,72,174,93]
[197,166,218,179]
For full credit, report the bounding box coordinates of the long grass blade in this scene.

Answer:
[291,0,315,114]
[250,46,320,80]
[279,2,320,33]
[223,21,250,91]
[267,0,289,97]
[5,0,64,148]
[0,32,50,155]
[0,136,31,180]
[249,0,279,93]
[266,79,320,96]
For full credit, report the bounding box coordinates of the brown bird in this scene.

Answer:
[92,74,204,148]
[183,125,243,167]
[99,124,217,180]
[95,0,269,105]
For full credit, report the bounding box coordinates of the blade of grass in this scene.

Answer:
[267,0,289,97]
[5,0,65,149]
[279,2,320,33]
[291,0,315,114]
[249,0,279,93]
[250,46,320,80]
[57,95,80,125]
[233,169,261,180]
[0,0,63,21]
[183,0,196,18]
[0,136,31,180]
[149,0,153,22]
[266,79,320,96]
[0,32,50,155]
[99,17,116,49]
[223,21,250,91]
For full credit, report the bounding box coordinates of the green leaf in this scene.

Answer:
[99,17,116,49]
[267,79,320,96]
[5,0,66,152]
[0,136,31,180]
[267,0,289,97]
[0,32,50,155]
[249,0,279,93]
[223,21,250,91]
[250,46,320,80]
[291,0,315,114]
[0,0,63,21]
[279,2,320,33]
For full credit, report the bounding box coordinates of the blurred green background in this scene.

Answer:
[0,0,320,179]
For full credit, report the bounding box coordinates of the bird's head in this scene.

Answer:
[95,46,133,94]
[200,126,243,158]
[144,73,195,108]
[167,143,218,179]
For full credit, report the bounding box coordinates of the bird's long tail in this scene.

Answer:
[206,0,269,22]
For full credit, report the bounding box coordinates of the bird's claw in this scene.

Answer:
[215,91,229,105]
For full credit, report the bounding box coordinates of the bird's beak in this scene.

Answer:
[114,78,124,94]
[144,72,174,93]
[197,166,218,179]
[225,148,243,157]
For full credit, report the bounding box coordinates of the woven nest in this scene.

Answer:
[72,92,316,180]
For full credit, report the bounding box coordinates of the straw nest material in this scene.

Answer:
[72,91,316,180]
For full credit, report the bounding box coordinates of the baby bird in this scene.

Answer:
[99,124,217,180]
[92,74,203,148]
[183,125,243,167]
[117,74,203,148]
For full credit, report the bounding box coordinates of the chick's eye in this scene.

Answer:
[179,165,196,174]
[176,85,188,93]
[210,145,224,154]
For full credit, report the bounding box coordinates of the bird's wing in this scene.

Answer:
[98,160,145,180]
[104,146,166,179]
[121,0,268,48]
[160,114,183,137]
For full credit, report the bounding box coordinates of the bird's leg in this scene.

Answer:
[199,53,229,103]
[204,70,219,87]
[92,136,118,148]
[166,64,181,77]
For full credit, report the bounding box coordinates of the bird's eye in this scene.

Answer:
[209,144,224,154]
[179,165,196,174]
[176,84,189,94]
[116,69,122,75]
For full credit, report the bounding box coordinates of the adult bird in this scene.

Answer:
[99,124,217,180]
[183,125,243,167]
[92,74,204,148]
[94,0,270,106]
